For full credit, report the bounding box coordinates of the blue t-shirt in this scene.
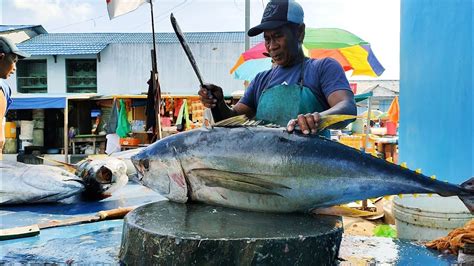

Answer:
[239,58,352,111]
[0,79,12,113]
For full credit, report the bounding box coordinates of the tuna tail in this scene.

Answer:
[459,177,474,214]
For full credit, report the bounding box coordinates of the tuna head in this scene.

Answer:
[132,143,188,203]
[77,157,129,198]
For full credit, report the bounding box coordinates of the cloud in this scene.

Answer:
[12,0,94,22]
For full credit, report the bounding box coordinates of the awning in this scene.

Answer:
[10,94,98,110]
[10,97,66,109]
[354,92,373,102]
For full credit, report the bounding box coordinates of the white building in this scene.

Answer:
[14,32,262,96]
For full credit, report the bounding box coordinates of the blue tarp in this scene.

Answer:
[0,181,458,264]
[10,97,66,110]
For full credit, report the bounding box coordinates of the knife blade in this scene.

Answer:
[170,13,205,87]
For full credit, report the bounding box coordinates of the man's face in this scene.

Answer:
[0,53,18,79]
[263,25,302,67]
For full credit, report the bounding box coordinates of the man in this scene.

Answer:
[0,36,30,153]
[199,0,356,134]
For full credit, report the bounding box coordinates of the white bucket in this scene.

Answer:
[393,194,473,241]
[19,120,34,140]
[33,129,44,146]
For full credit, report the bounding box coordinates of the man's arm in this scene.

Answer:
[320,90,357,117]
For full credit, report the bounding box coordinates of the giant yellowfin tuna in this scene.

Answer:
[132,126,474,213]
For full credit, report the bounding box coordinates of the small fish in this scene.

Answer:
[0,161,84,205]
[132,126,474,213]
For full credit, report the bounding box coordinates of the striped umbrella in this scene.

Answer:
[230,28,385,81]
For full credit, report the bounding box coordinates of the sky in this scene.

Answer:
[0,0,400,79]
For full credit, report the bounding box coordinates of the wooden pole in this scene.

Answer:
[149,0,162,140]
[362,96,372,210]
[64,99,69,163]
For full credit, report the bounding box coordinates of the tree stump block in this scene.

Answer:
[120,201,343,265]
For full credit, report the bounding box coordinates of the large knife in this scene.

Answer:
[0,207,134,241]
[170,13,205,87]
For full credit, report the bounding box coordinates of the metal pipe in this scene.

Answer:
[245,0,250,50]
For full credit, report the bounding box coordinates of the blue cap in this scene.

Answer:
[0,36,30,59]
[248,0,304,37]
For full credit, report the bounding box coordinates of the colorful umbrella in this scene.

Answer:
[230,28,385,81]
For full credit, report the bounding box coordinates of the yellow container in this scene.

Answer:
[4,122,16,139]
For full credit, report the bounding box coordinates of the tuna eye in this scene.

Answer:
[141,159,150,171]
[97,166,113,184]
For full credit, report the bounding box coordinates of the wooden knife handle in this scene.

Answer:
[97,207,134,220]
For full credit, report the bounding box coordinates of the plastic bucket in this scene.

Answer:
[19,120,34,140]
[386,121,397,135]
[393,194,473,241]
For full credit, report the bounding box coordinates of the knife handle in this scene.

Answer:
[97,207,134,220]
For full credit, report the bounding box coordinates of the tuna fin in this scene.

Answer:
[318,114,358,131]
[190,168,289,196]
[313,205,380,218]
[459,177,474,214]
[214,115,250,127]
[36,156,77,173]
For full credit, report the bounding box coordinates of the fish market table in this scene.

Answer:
[70,134,106,154]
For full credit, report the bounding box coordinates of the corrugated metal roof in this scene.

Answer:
[0,25,47,34]
[18,43,108,56]
[17,32,262,56]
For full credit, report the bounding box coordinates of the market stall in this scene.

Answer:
[92,94,208,152]
[7,94,97,162]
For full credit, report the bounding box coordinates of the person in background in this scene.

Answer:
[0,36,30,155]
[199,0,356,134]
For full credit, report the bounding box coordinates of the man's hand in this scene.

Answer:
[198,84,224,109]
[287,112,321,135]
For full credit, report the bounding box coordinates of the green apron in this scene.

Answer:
[256,59,326,128]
